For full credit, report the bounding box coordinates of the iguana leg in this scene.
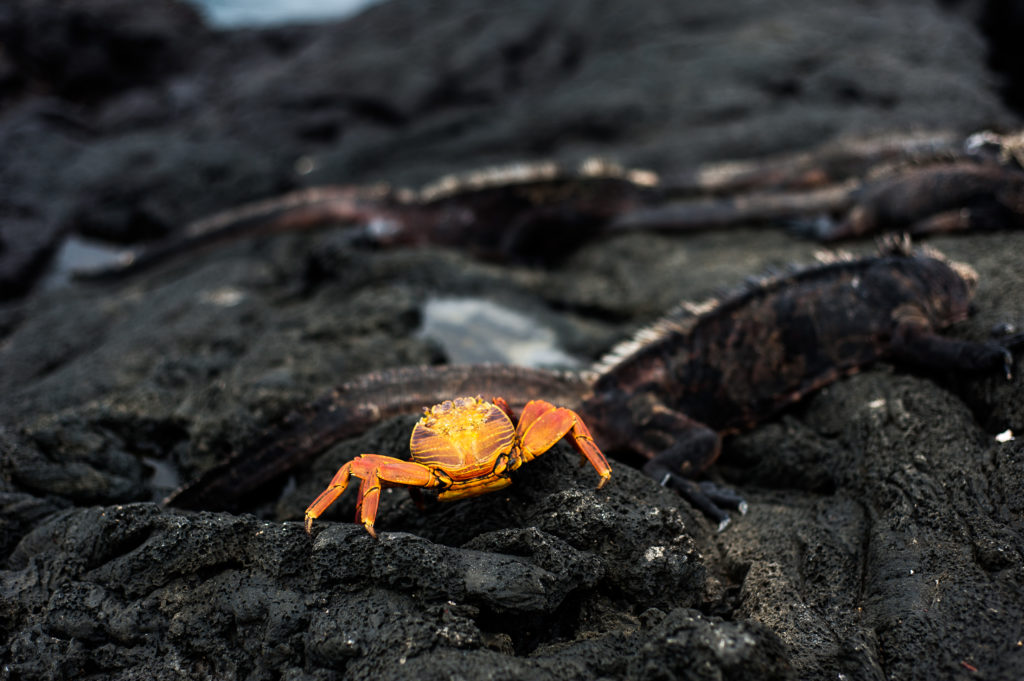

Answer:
[632,402,745,530]
[644,466,747,531]
[890,321,1016,379]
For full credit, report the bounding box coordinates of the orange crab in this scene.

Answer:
[304,396,612,537]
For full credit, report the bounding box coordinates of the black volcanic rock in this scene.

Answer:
[1,1,1023,679]
[0,0,1020,297]
[0,0,206,103]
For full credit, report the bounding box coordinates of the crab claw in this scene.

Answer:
[515,400,612,486]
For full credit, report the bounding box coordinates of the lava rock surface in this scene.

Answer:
[2,1,1024,680]
[0,0,1018,298]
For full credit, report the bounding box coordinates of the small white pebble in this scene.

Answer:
[996,429,1014,443]
[293,155,317,175]
[199,287,245,307]
[644,546,666,562]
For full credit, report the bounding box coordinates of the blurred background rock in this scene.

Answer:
[1,0,1022,299]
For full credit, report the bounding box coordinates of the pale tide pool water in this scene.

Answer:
[185,0,384,27]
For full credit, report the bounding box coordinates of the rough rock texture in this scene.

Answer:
[0,0,1019,297]
[2,1,1024,680]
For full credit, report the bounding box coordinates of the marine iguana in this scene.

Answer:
[74,130,1024,282]
[73,158,661,279]
[166,239,1019,529]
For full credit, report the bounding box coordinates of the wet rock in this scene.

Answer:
[0,0,206,102]
[719,366,1024,679]
[0,102,83,299]
[0,489,65,562]
[4,215,1024,680]
[64,130,285,244]
[0,502,780,680]
[2,0,1024,679]
[626,608,792,680]
[310,525,589,614]
[1,0,1020,297]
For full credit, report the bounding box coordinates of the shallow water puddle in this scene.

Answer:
[418,296,582,369]
[40,235,134,290]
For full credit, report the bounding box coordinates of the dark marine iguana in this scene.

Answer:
[166,240,1019,528]
[74,130,1024,282]
[73,158,661,279]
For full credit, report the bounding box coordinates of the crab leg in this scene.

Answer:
[515,400,612,487]
[304,454,446,537]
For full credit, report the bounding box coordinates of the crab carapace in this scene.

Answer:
[303,396,610,537]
